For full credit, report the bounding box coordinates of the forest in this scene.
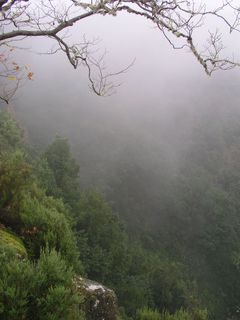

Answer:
[2,94,240,319]
[1,0,240,319]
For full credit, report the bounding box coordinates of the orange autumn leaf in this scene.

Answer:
[27,72,33,80]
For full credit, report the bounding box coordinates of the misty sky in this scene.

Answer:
[14,4,240,113]
[10,3,240,187]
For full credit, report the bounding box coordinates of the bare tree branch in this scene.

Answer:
[1,0,240,103]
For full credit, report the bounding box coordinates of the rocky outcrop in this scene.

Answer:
[74,276,120,320]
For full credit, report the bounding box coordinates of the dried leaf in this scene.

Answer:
[27,72,33,80]
[8,76,17,81]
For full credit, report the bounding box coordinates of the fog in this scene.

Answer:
[9,15,237,239]
[12,11,239,193]
[3,3,240,318]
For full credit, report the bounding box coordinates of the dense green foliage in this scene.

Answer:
[0,247,83,320]
[0,229,27,257]
[0,111,84,319]
[136,308,208,320]
[44,136,80,208]
[3,105,240,320]
[0,111,23,153]
[104,106,240,320]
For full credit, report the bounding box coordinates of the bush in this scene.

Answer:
[0,150,32,228]
[19,189,83,272]
[136,307,161,320]
[0,111,22,154]
[0,247,84,320]
[136,308,208,320]
[0,228,27,258]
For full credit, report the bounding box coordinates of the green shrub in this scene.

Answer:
[0,247,84,320]
[136,307,161,320]
[0,246,33,319]
[44,136,80,208]
[0,150,32,228]
[0,111,22,154]
[19,189,82,271]
[136,308,208,320]
[0,229,27,258]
